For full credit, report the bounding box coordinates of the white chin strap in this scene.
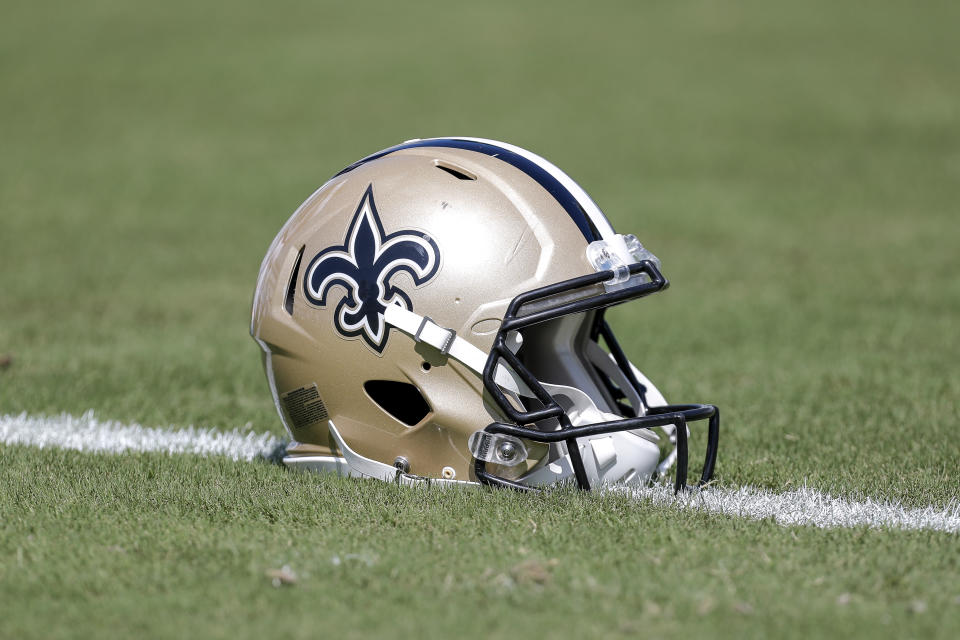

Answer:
[383,303,533,396]
[383,303,663,487]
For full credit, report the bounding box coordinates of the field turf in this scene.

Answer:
[1,1,958,638]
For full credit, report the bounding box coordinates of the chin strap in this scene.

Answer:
[383,303,532,397]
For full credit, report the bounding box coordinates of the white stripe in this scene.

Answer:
[622,484,960,534]
[2,411,957,534]
[0,411,282,461]
[437,137,617,239]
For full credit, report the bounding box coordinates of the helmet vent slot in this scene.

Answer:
[363,380,431,426]
[284,245,305,316]
[434,161,477,181]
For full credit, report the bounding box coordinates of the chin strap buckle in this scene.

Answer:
[414,315,457,356]
[439,328,456,355]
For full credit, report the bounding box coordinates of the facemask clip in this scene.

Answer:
[468,431,528,467]
[586,234,662,292]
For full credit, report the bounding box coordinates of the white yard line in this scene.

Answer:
[2,411,957,533]
[624,484,959,534]
[0,411,282,461]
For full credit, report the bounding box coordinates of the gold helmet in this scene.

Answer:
[251,138,718,491]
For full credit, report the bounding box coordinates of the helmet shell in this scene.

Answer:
[252,145,596,481]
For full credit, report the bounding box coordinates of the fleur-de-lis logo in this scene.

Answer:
[303,185,440,354]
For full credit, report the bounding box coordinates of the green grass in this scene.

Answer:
[1,0,958,637]
[2,447,958,639]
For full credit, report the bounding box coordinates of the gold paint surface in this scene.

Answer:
[252,146,596,480]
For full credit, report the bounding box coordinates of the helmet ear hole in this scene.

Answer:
[363,380,431,426]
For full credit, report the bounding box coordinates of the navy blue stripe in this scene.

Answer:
[334,139,600,242]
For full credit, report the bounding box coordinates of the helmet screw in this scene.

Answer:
[393,456,410,474]
[497,442,518,462]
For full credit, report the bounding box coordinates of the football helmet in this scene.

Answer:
[251,137,718,491]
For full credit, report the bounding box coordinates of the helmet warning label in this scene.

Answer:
[281,384,329,430]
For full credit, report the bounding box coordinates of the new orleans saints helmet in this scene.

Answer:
[251,137,718,490]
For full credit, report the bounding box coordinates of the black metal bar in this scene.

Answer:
[698,409,720,487]
[474,256,719,494]
[598,318,650,412]
[673,415,689,492]
[507,260,663,309]
[482,404,715,442]
[566,438,591,490]
[497,343,561,409]
[589,309,605,341]
[502,261,667,331]
[473,404,718,493]
[482,330,574,426]
[481,346,564,426]
[473,459,534,492]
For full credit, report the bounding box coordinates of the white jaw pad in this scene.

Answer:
[520,431,662,487]
[520,381,662,487]
[541,381,659,445]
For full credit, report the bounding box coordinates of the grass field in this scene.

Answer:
[1,0,958,638]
